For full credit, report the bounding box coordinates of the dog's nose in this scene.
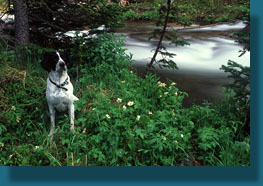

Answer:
[59,62,65,68]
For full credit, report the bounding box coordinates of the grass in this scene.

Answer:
[0,33,250,166]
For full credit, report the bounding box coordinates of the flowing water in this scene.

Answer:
[117,21,250,107]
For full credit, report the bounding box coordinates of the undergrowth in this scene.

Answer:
[121,1,249,25]
[0,33,249,166]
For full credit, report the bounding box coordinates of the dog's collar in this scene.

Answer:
[49,76,69,91]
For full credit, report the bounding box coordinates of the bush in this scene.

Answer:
[122,10,136,20]
[220,61,249,120]
[70,33,131,68]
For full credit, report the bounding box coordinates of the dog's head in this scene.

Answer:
[41,51,72,72]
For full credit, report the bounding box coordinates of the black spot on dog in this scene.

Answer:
[41,52,59,72]
[59,51,73,69]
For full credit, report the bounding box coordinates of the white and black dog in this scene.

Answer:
[41,51,79,136]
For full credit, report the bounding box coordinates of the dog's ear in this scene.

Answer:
[60,51,73,69]
[40,52,57,72]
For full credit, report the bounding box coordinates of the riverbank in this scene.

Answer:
[132,65,231,107]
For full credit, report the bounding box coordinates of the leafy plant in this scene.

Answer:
[220,60,249,115]
[122,10,136,20]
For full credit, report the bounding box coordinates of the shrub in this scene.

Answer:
[220,60,250,136]
[122,10,136,20]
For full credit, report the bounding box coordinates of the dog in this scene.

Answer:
[41,51,79,136]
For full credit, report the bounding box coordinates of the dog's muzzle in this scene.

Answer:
[58,62,66,71]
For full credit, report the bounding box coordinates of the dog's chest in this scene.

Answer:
[47,86,72,112]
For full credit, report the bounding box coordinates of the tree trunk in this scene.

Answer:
[146,0,171,71]
[13,0,29,46]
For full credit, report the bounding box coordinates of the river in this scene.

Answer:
[117,21,250,107]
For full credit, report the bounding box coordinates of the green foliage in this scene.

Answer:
[234,29,250,57]
[69,33,131,71]
[220,60,249,114]
[121,0,249,24]
[14,44,45,68]
[122,10,136,20]
[142,11,155,20]
[186,103,249,166]
[147,1,191,71]
[0,33,249,166]
[121,9,158,21]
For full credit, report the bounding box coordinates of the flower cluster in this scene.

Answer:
[157,81,166,87]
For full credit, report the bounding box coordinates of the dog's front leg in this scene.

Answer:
[48,105,56,136]
[69,103,75,133]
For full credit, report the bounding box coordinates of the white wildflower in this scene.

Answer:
[106,114,110,119]
[164,92,168,95]
[171,82,176,86]
[11,106,16,111]
[121,80,126,84]
[157,81,166,87]
[175,92,178,96]
[116,98,122,103]
[127,101,134,106]
[35,146,39,150]
[148,111,153,115]
[16,117,21,123]
[162,136,167,141]
[136,115,141,121]
[9,154,13,159]
[181,134,184,138]
[122,105,127,110]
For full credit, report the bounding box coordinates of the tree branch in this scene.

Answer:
[29,14,67,32]
[147,0,171,71]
